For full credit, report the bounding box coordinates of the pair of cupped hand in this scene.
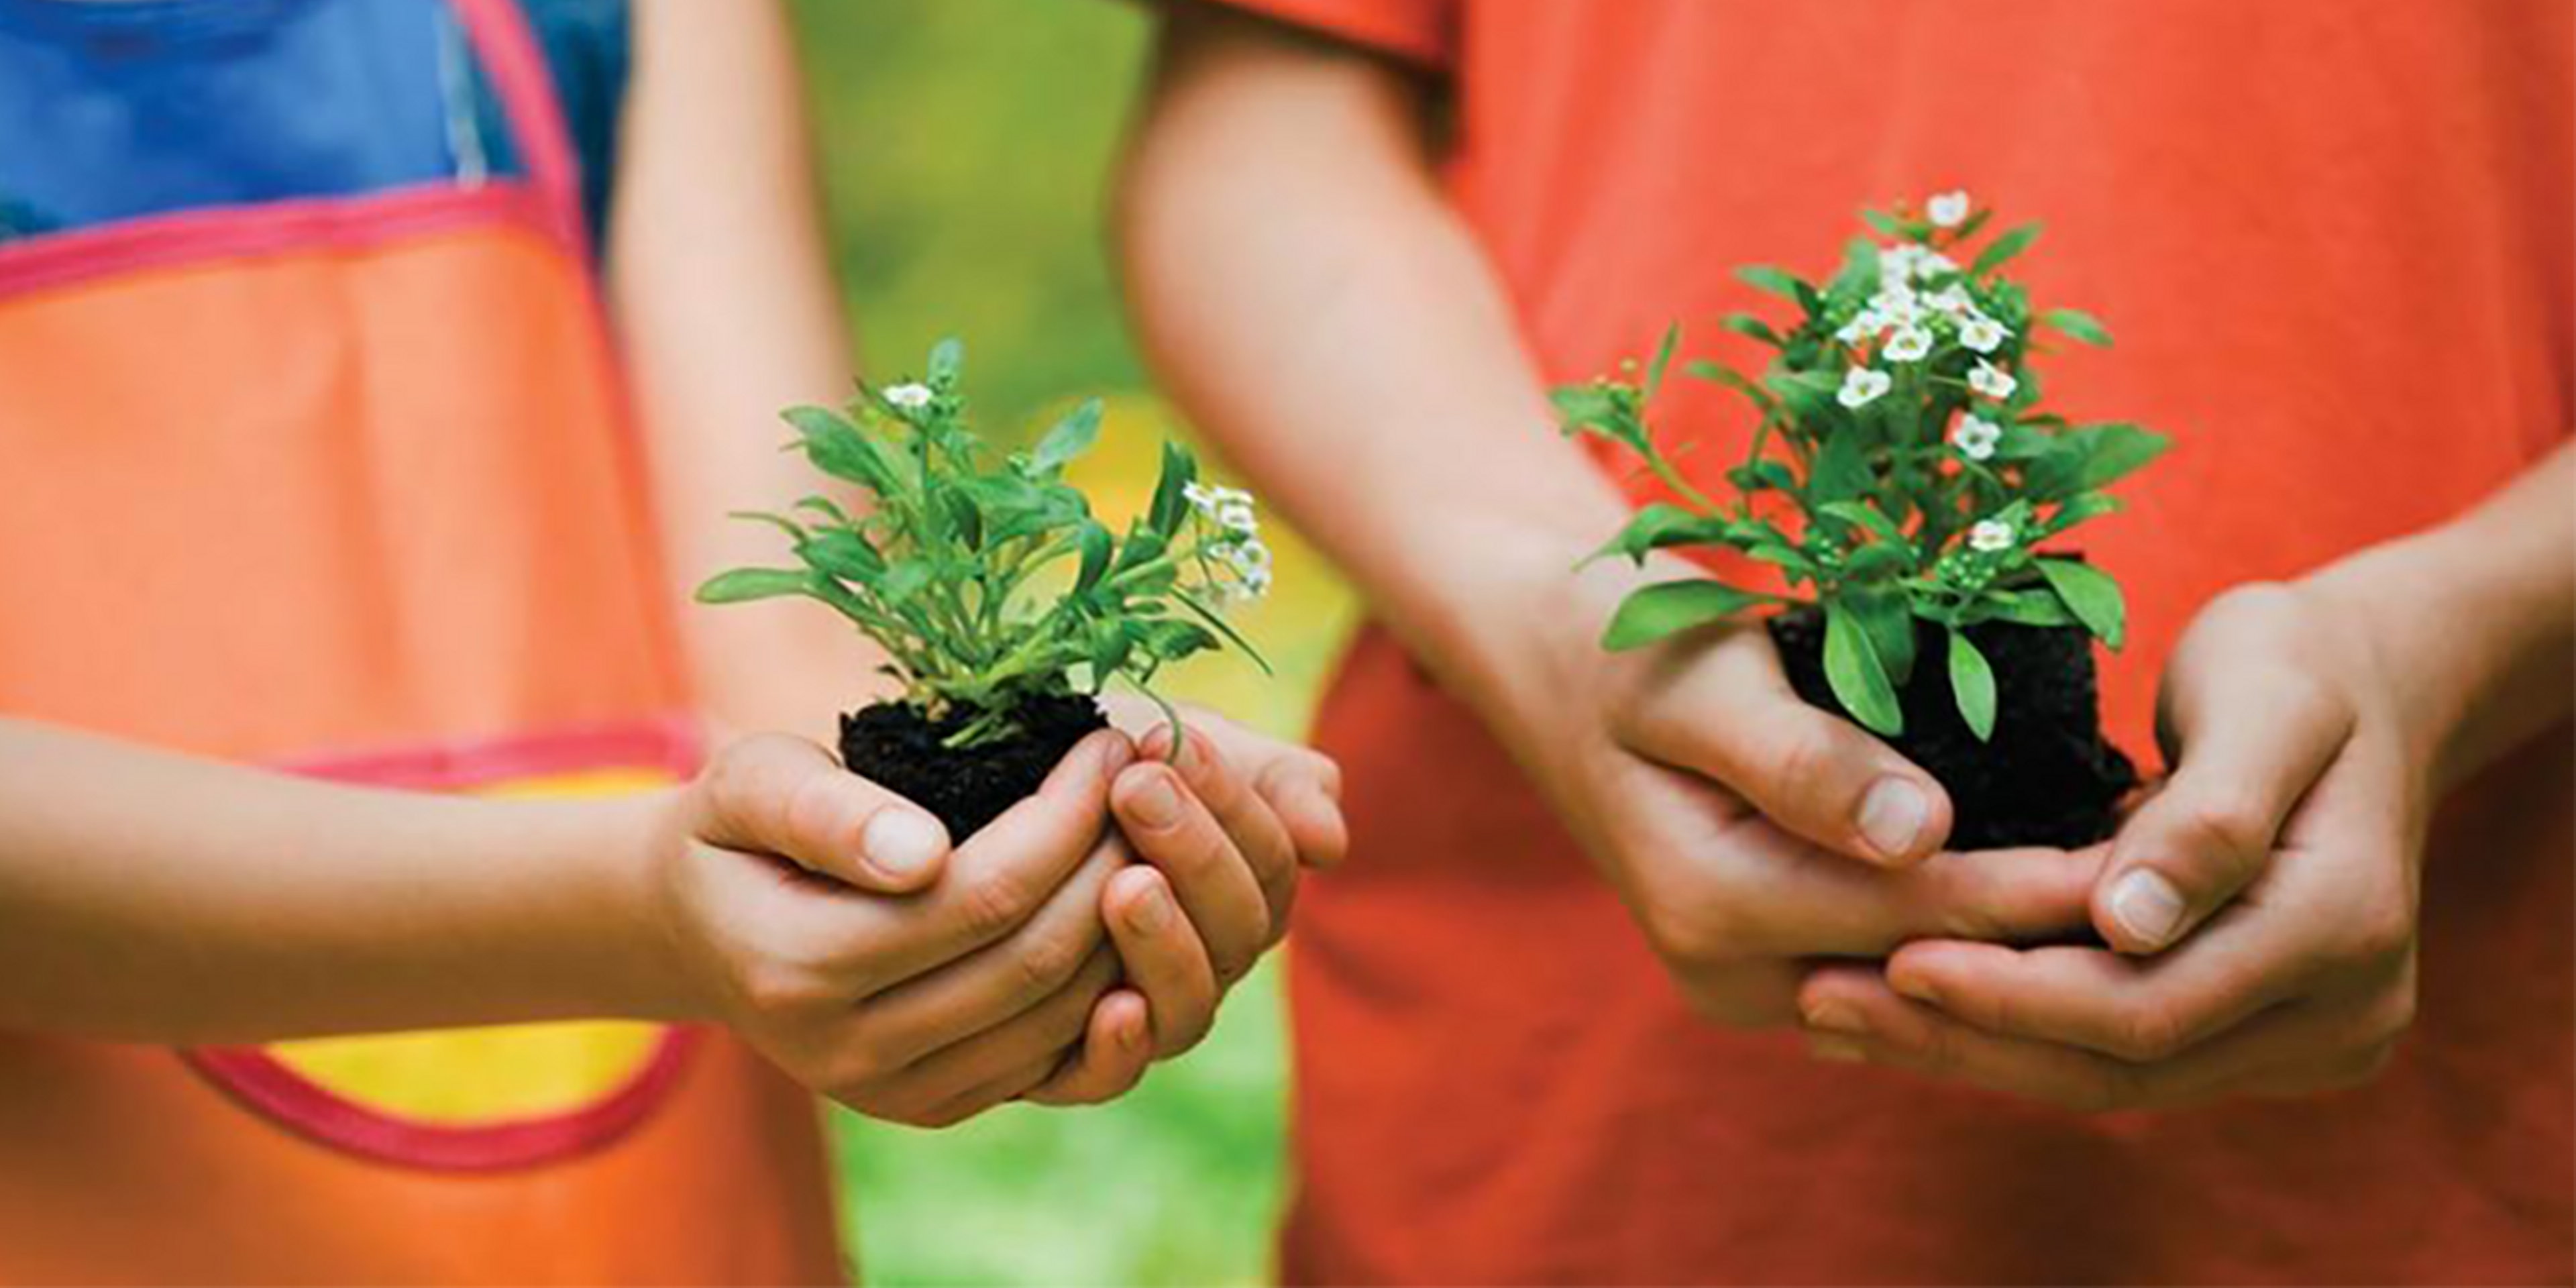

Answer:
[1522,574,2425,1113]
[645,701,1344,1128]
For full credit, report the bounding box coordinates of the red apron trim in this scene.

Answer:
[449,0,591,263]
[182,1028,703,1175]
[0,182,568,303]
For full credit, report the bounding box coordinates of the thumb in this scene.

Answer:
[696,733,953,893]
[1618,627,1953,867]
[2094,661,2351,954]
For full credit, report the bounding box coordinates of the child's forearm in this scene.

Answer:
[2307,442,2575,796]
[1117,10,1641,718]
[0,718,688,1044]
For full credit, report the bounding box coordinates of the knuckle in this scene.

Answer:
[2332,898,2416,971]
[1009,929,1088,998]
[2174,792,2274,873]
[735,959,833,1018]
[2109,1002,2190,1063]
[1640,898,1735,970]
[957,869,1038,940]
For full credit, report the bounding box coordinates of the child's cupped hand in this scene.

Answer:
[639,717,1341,1128]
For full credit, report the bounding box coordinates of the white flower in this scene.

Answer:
[883,382,934,411]
[1837,366,1893,409]
[1969,519,2016,553]
[1835,309,1891,345]
[1868,286,1923,328]
[1958,313,2009,355]
[1927,284,1974,316]
[1927,190,1972,228]
[1882,325,1933,363]
[1217,501,1258,534]
[1218,538,1274,604]
[1183,481,1218,512]
[1968,359,2018,400]
[1951,415,2002,462]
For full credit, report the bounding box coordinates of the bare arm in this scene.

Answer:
[612,0,872,743]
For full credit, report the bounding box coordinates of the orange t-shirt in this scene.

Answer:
[1215,1,2576,1283]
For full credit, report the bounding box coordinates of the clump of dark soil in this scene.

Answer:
[839,691,1109,842]
[1769,610,2137,851]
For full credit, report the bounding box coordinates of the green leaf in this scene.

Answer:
[694,568,816,605]
[1735,265,1807,301]
[2029,423,2169,496]
[1688,361,1779,413]
[1843,542,1913,582]
[2037,557,2127,649]
[1845,588,1917,685]
[1817,500,1906,546]
[1830,237,1884,297]
[1146,440,1197,537]
[1807,427,1873,505]
[2043,492,2123,536]
[927,337,965,386]
[1032,399,1104,474]
[783,406,894,494]
[2043,308,2114,347]
[1726,460,1799,494]
[1716,313,1783,347]
[798,529,885,582]
[1970,588,2080,629]
[1588,503,1727,566]
[1823,600,1904,736]
[1947,628,1998,742]
[1858,208,1907,240]
[1646,323,1682,397]
[1600,580,1767,651]
[1971,224,2042,277]
[1073,521,1114,593]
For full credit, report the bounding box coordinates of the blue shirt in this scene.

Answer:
[0,0,629,253]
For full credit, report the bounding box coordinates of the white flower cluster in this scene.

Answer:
[1826,192,2024,413]
[1183,480,1274,604]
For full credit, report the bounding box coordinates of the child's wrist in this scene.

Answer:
[564,788,715,1023]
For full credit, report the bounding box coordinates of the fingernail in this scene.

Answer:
[862,809,945,879]
[1126,883,1175,934]
[1858,778,1932,860]
[1809,1035,1868,1065]
[2110,869,2188,949]
[1126,771,1183,828]
[1802,1000,1868,1036]
[1890,971,1941,1006]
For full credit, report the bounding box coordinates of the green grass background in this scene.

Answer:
[784,3,1357,1283]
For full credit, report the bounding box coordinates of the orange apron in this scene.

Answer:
[0,0,843,1279]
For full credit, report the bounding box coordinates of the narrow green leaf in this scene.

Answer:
[694,568,816,605]
[1969,588,2079,629]
[1146,440,1197,537]
[1587,502,1727,566]
[1073,521,1114,593]
[1971,223,2042,277]
[2043,307,2114,347]
[1646,323,1682,397]
[799,529,886,582]
[1823,600,1904,736]
[2037,557,2127,649]
[1735,265,1807,301]
[927,337,965,385]
[1716,313,1783,347]
[1600,580,1767,651]
[1817,500,1907,545]
[1032,398,1104,474]
[1947,628,1998,741]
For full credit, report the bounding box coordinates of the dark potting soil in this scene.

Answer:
[839,692,1109,843]
[1769,610,2137,851]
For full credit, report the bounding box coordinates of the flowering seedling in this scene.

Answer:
[696,340,1270,837]
[1554,194,2166,745]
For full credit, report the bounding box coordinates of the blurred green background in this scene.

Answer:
[784,3,1359,1283]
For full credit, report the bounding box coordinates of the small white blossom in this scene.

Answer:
[1183,481,1218,512]
[1968,359,2018,400]
[1951,415,2002,462]
[883,382,934,411]
[1835,309,1891,345]
[1868,285,1923,327]
[1882,324,1933,363]
[1927,191,1972,228]
[1927,284,1975,316]
[1218,538,1274,604]
[1217,501,1258,534]
[1969,519,2016,553]
[1837,366,1893,409]
[1958,313,2009,355]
